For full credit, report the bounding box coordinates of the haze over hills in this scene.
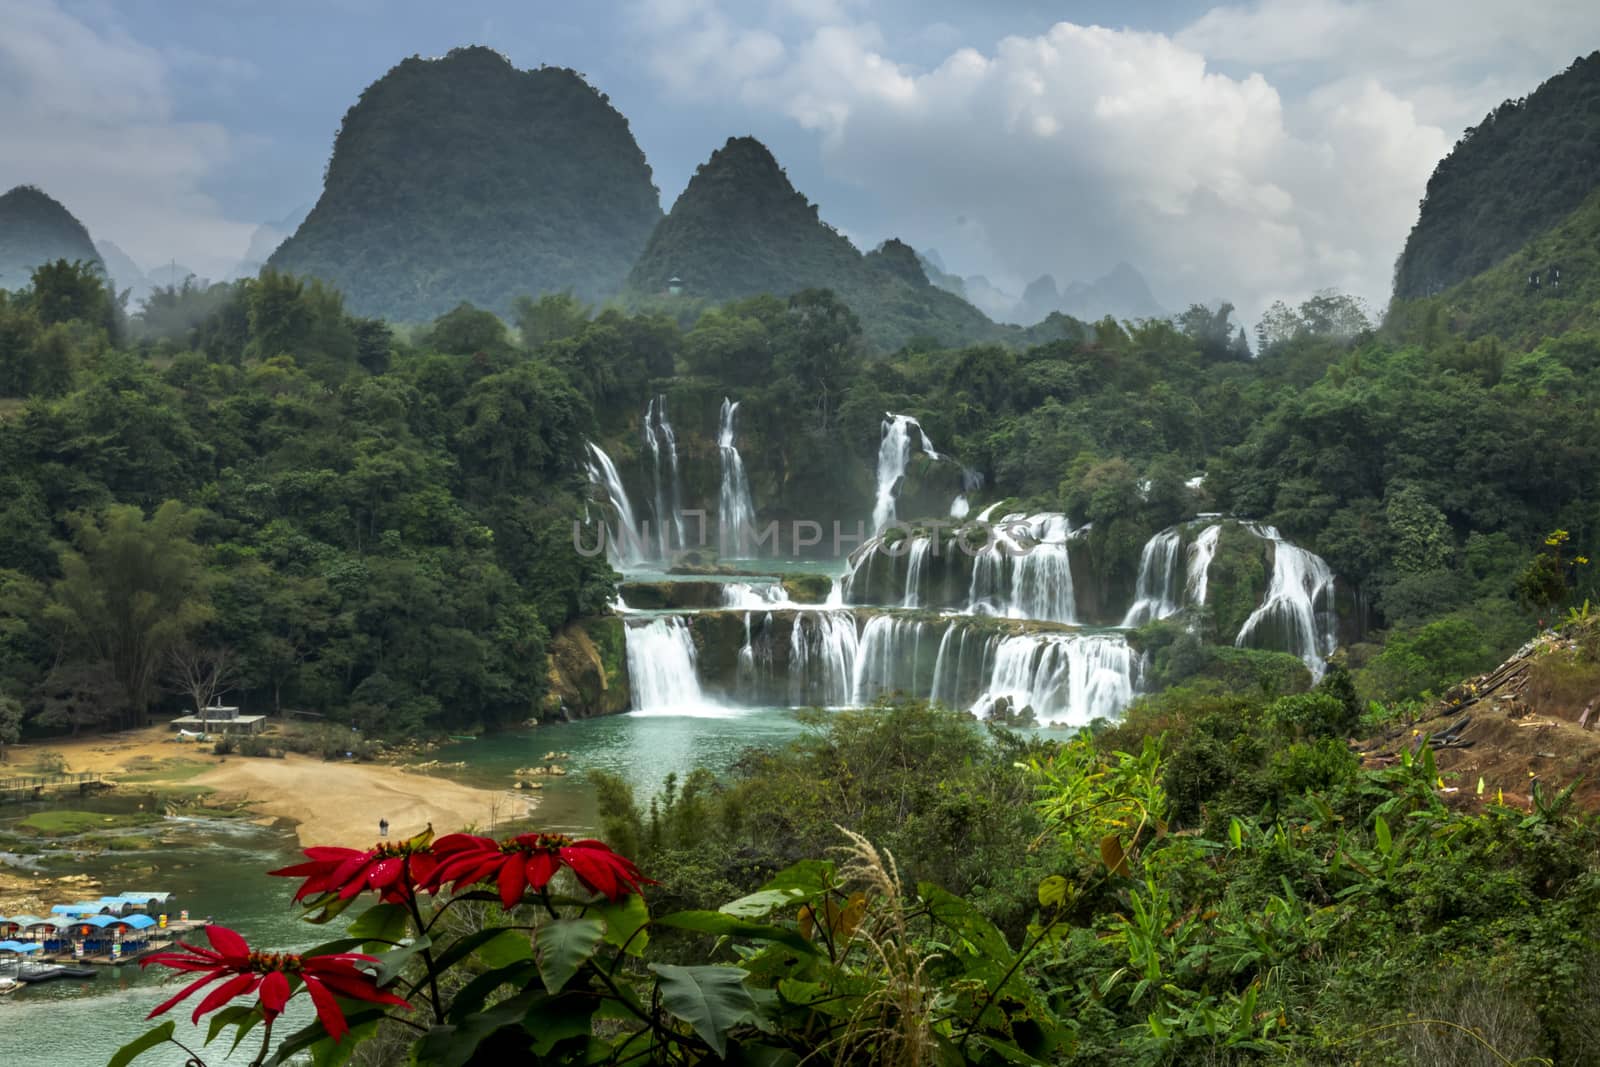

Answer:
[1392,50,1600,301]
[232,204,311,280]
[926,259,1167,326]
[0,185,104,293]
[269,46,663,320]
[628,136,1061,349]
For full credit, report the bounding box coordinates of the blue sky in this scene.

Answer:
[4,0,1597,320]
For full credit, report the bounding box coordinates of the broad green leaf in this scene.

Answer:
[594,892,650,955]
[921,883,1014,964]
[655,909,818,954]
[1373,814,1392,856]
[721,888,807,919]
[1037,875,1068,909]
[758,859,834,895]
[347,902,411,947]
[1228,817,1243,850]
[373,934,432,985]
[522,993,597,1055]
[203,1003,259,1047]
[446,961,541,1023]
[650,962,758,1058]
[109,1022,175,1067]
[263,1010,388,1067]
[535,917,606,993]
[414,992,546,1067]
[969,1034,1048,1066]
[310,1016,379,1067]
[477,928,535,969]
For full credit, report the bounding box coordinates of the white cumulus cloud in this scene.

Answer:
[0,0,257,282]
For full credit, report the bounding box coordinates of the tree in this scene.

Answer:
[45,501,212,725]
[166,641,242,729]
[514,291,591,348]
[0,694,20,761]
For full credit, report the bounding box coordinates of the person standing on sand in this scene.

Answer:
[379,818,389,838]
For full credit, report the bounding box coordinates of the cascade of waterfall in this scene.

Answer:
[789,610,860,707]
[584,442,645,567]
[625,617,720,715]
[1122,527,1186,626]
[1186,524,1223,606]
[872,414,935,532]
[903,536,935,608]
[1234,525,1337,679]
[950,496,970,519]
[964,513,1076,623]
[968,633,1137,727]
[718,398,757,557]
[735,611,780,702]
[722,581,789,608]
[845,614,1138,724]
[643,396,685,557]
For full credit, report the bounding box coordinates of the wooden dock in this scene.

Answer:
[0,772,113,803]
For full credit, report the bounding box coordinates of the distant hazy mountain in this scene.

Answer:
[94,240,150,302]
[1393,50,1600,301]
[627,136,1011,349]
[0,185,104,292]
[270,45,663,319]
[939,260,1165,326]
[232,204,311,279]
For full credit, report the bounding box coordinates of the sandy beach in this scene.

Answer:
[10,728,531,848]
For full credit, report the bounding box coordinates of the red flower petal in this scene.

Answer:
[302,975,350,1043]
[497,856,528,909]
[191,971,259,1023]
[258,969,293,1019]
[525,850,560,891]
[147,970,227,1020]
[205,925,250,960]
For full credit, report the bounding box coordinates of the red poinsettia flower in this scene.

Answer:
[142,925,409,1042]
[269,840,438,904]
[426,832,653,908]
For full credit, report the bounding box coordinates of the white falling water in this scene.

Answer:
[722,581,789,608]
[625,617,726,716]
[1186,524,1223,606]
[643,396,685,557]
[1008,514,1076,623]
[718,398,757,557]
[1122,528,1186,626]
[965,513,1076,624]
[968,633,1137,727]
[950,496,970,519]
[903,536,935,608]
[584,441,645,567]
[851,615,932,705]
[789,611,860,707]
[1234,524,1338,679]
[872,414,935,532]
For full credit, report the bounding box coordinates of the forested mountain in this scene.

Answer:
[269,46,662,320]
[626,136,1030,350]
[1392,50,1600,300]
[0,185,104,293]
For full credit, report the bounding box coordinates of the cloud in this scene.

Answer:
[631,3,1473,320]
[0,0,256,280]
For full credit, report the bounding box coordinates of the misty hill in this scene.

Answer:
[627,136,1016,349]
[269,46,662,320]
[1013,263,1166,325]
[232,204,310,279]
[95,240,201,308]
[1392,51,1600,301]
[0,185,104,292]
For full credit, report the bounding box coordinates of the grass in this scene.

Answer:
[115,759,212,784]
[16,810,163,836]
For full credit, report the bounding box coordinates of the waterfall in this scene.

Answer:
[643,396,684,557]
[625,617,721,715]
[950,496,970,519]
[584,442,645,567]
[903,536,935,608]
[965,514,1076,623]
[968,633,1138,727]
[789,610,860,707]
[872,414,935,532]
[718,398,757,558]
[1122,528,1185,626]
[1186,524,1223,606]
[847,614,1138,724]
[736,611,780,703]
[1234,525,1338,679]
[722,581,788,608]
